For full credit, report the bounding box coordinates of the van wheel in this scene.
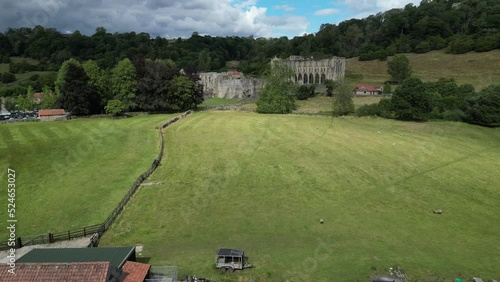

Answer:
[220,267,227,272]
[227,267,234,272]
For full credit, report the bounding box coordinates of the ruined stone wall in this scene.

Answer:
[274,56,346,84]
[199,72,264,99]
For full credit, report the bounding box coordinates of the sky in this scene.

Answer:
[0,0,421,38]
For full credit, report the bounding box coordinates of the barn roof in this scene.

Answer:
[355,83,383,92]
[0,262,115,282]
[122,261,151,282]
[38,109,66,116]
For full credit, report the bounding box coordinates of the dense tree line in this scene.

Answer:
[3,57,203,115]
[357,77,500,126]
[0,0,498,74]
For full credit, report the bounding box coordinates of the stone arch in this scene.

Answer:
[309,73,314,84]
[315,73,320,84]
[298,73,303,82]
[321,74,326,83]
[303,73,308,84]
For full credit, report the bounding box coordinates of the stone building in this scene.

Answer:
[199,71,264,99]
[38,109,67,121]
[272,55,346,84]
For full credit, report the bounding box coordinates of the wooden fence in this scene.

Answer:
[0,110,192,251]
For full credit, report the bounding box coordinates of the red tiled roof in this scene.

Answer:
[355,83,382,92]
[33,93,43,99]
[122,261,151,282]
[38,109,66,116]
[0,262,111,282]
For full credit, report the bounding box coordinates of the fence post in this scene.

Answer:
[68,230,71,240]
[84,227,86,237]
[49,233,54,243]
[16,237,22,248]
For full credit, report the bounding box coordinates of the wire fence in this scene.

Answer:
[0,110,192,251]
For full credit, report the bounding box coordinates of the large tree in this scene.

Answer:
[332,81,355,116]
[168,75,200,111]
[55,58,81,96]
[135,60,178,111]
[83,60,112,106]
[111,58,137,109]
[57,63,101,115]
[464,85,500,126]
[391,77,437,121]
[256,61,296,114]
[387,54,412,84]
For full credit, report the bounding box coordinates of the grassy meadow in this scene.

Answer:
[0,114,177,238]
[346,50,500,89]
[100,111,500,281]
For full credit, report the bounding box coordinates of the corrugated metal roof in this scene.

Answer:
[17,247,136,269]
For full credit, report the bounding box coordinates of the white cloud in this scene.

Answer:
[315,8,340,16]
[343,0,420,12]
[0,0,308,38]
[273,5,295,12]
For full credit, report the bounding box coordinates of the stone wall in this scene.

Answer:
[199,72,264,99]
[272,55,346,84]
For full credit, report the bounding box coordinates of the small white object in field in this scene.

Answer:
[400,133,404,136]
[320,218,324,224]
[393,143,396,145]
[378,131,381,134]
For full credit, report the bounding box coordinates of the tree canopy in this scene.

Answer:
[0,0,498,73]
[387,55,412,84]
[256,62,296,114]
[57,63,101,115]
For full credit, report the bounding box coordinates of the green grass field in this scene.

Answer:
[198,98,243,108]
[0,114,177,237]
[346,50,500,90]
[99,111,500,282]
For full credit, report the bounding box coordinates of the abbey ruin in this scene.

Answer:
[273,55,346,84]
[199,71,264,99]
[199,56,346,99]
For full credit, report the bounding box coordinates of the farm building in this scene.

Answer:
[0,262,124,282]
[354,83,383,95]
[38,109,67,121]
[13,247,177,281]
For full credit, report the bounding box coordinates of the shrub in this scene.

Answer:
[377,98,393,118]
[356,103,379,116]
[105,99,128,116]
[442,109,466,121]
[414,41,431,54]
[1,72,16,83]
